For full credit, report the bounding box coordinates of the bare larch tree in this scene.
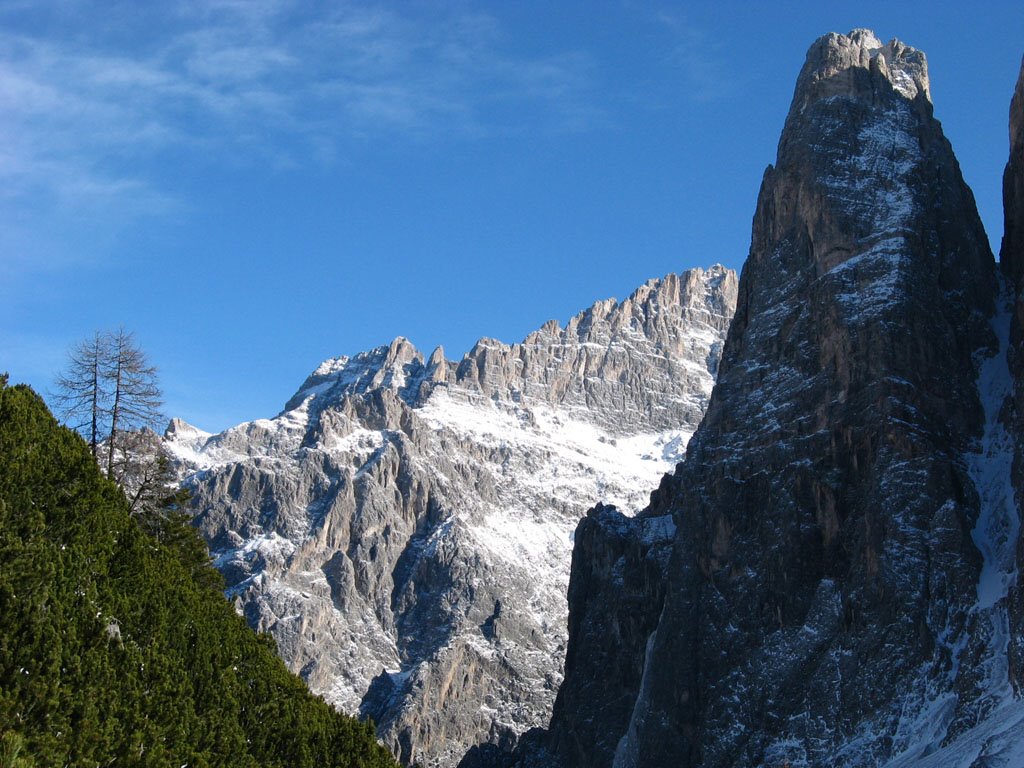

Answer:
[53,331,109,458]
[53,329,167,514]
[104,328,162,479]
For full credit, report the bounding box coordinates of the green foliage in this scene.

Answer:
[0,382,398,768]
[0,731,36,768]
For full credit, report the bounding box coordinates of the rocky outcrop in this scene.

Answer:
[167,266,737,767]
[548,30,1013,768]
[545,504,674,768]
[1003,58,1024,694]
[1000,57,1024,290]
[463,502,676,768]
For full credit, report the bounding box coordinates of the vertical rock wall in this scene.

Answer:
[585,30,1001,768]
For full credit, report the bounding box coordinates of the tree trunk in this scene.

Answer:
[108,352,123,479]
[90,334,100,459]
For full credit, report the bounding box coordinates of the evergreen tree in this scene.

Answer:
[0,732,35,768]
[0,380,398,768]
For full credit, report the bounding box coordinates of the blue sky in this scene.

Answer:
[2,1,1023,432]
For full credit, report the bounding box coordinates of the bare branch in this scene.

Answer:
[54,327,165,485]
[52,331,112,457]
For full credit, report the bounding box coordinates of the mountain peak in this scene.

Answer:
[759,27,992,292]
[164,417,209,440]
[563,29,1000,768]
[1002,58,1024,286]
[284,338,428,412]
[168,264,738,767]
[793,28,929,112]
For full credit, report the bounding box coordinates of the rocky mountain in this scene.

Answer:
[1005,58,1024,696]
[521,30,1024,768]
[165,266,737,767]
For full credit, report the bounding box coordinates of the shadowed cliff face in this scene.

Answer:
[1000,58,1024,292]
[546,504,675,768]
[1003,58,1024,693]
[561,29,1008,768]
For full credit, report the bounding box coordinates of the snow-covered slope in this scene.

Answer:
[166,265,737,767]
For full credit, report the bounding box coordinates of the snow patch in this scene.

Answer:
[968,285,1019,612]
[879,282,1019,767]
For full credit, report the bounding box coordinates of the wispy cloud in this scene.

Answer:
[0,1,599,256]
[645,7,740,103]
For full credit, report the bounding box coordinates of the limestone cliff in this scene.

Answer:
[552,30,1011,768]
[1003,57,1024,695]
[167,266,737,767]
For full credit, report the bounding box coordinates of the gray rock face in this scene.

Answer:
[166,266,737,767]
[1004,58,1024,694]
[546,504,674,768]
[1001,57,1024,292]
[285,267,735,435]
[549,29,1018,768]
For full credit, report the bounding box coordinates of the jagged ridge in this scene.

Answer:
[167,265,737,767]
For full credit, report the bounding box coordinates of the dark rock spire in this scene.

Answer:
[573,29,1001,768]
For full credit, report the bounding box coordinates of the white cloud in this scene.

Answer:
[0,1,599,233]
[644,6,740,103]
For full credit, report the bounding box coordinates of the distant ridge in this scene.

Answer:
[167,265,737,767]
